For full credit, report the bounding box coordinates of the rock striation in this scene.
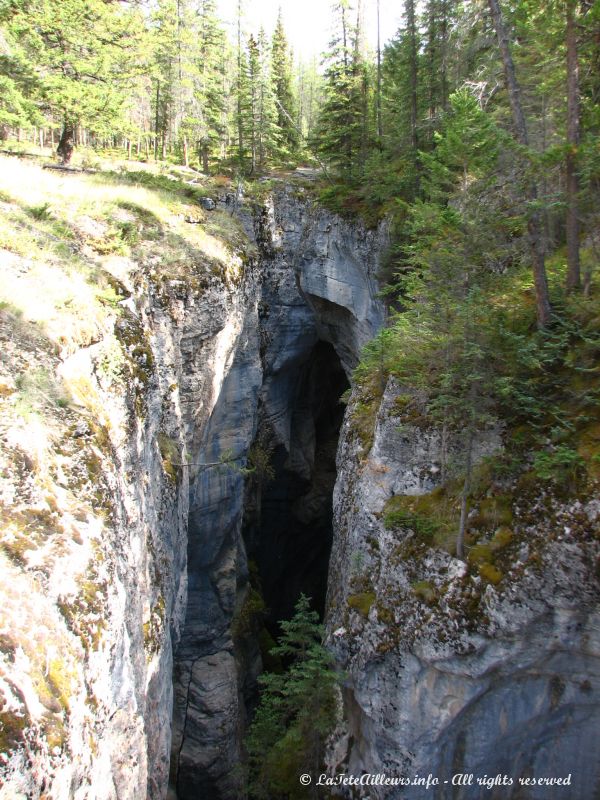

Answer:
[0,168,385,800]
[168,184,387,799]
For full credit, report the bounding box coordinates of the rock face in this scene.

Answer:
[0,252,191,799]
[169,185,387,799]
[0,161,385,800]
[325,378,600,799]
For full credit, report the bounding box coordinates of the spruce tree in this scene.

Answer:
[271,9,299,162]
[196,0,228,172]
[313,0,364,178]
[257,27,279,170]
[246,595,339,800]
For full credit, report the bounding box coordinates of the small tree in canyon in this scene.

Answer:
[246,594,339,799]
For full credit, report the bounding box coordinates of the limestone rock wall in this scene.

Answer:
[169,185,387,799]
[325,378,600,800]
[0,179,387,800]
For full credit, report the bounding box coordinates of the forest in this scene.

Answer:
[1,0,600,797]
[1,0,598,305]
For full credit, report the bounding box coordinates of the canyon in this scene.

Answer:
[1,165,598,800]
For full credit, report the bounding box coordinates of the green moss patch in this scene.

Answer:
[411,580,437,604]
[479,563,503,585]
[158,433,180,482]
[347,592,376,617]
[383,489,459,551]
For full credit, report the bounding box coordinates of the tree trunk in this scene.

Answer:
[154,81,161,161]
[236,0,244,168]
[487,0,552,328]
[440,0,449,111]
[202,143,209,174]
[57,122,75,164]
[407,0,419,153]
[427,0,438,127]
[566,0,581,292]
[376,0,383,140]
[183,135,189,167]
[456,426,474,560]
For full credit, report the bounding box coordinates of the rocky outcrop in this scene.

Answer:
[325,378,600,799]
[0,254,194,799]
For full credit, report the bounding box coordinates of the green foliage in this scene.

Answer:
[246,595,340,800]
[0,0,145,137]
[412,580,437,603]
[247,440,275,484]
[533,445,585,484]
[312,1,371,180]
[383,509,438,544]
[271,9,300,161]
[383,490,459,552]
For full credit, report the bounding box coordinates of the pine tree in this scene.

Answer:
[245,34,260,173]
[194,0,228,171]
[246,595,339,800]
[0,0,144,162]
[271,9,299,162]
[313,0,365,179]
[358,90,509,557]
[151,0,185,161]
[565,0,581,292]
[487,0,552,328]
[378,5,424,190]
[296,57,322,143]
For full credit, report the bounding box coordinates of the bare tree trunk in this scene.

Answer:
[201,143,209,174]
[376,0,383,140]
[183,135,189,167]
[407,0,419,153]
[456,426,474,560]
[57,121,75,164]
[487,0,552,328]
[566,0,581,292]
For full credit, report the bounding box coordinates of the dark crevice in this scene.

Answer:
[243,340,349,631]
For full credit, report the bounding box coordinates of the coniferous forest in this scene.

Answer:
[1,0,600,798]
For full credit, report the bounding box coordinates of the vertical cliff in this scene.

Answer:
[0,159,389,798]
[325,376,600,799]
[0,158,266,799]
[169,183,387,798]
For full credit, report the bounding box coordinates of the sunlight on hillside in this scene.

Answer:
[0,156,245,357]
